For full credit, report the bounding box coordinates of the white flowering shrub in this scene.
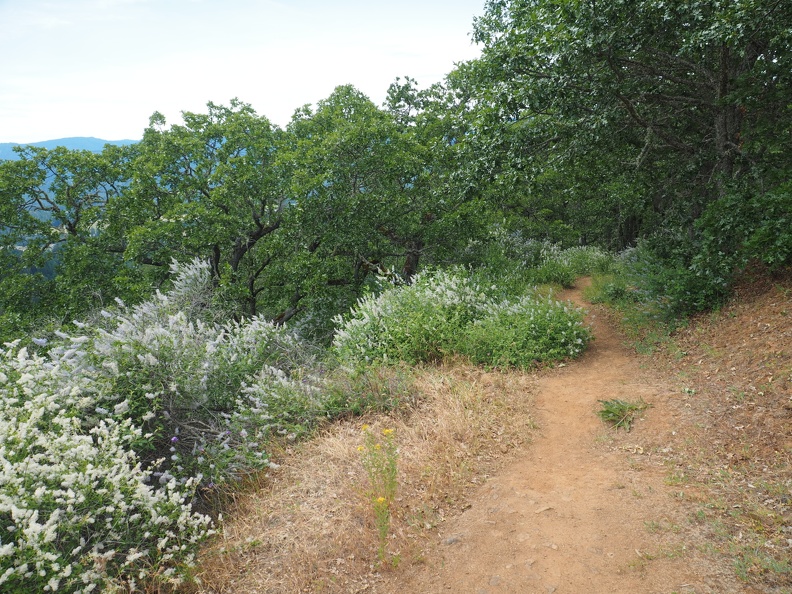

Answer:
[333,269,591,369]
[549,245,616,276]
[333,269,494,365]
[457,295,591,369]
[81,259,323,487]
[0,258,326,591]
[0,343,212,592]
[465,230,617,295]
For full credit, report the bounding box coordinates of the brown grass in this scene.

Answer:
[189,362,537,593]
[653,269,792,590]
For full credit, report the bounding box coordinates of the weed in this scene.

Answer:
[359,425,398,562]
[597,398,650,432]
[644,520,662,533]
[665,471,689,486]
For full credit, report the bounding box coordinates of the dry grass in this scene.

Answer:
[189,362,537,593]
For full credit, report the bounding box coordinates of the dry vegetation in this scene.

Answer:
[654,269,792,590]
[187,269,791,593]
[191,363,537,593]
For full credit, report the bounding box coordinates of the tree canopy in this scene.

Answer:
[1,0,790,338]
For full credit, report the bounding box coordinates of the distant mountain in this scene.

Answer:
[0,137,138,161]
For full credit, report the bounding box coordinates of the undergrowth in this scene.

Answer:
[333,268,591,369]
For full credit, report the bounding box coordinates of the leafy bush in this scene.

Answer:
[0,258,328,591]
[0,342,212,592]
[695,183,792,274]
[590,239,730,321]
[457,295,590,369]
[333,269,590,369]
[83,260,325,487]
[332,269,494,365]
[594,184,792,322]
[552,245,617,276]
[467,233,617,296]
[527,259,577,288]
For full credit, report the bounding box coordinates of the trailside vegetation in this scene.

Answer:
[0,0,790,590]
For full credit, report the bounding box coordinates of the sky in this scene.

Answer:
[0,0,485,143]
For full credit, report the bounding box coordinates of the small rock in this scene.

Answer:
[443,535,462,545]
[535,505,553,514]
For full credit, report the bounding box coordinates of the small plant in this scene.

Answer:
[597,398,649,432]
[358,425,398,562]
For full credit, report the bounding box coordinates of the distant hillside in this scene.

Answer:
[0,137,138,160]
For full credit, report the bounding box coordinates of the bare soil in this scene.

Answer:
[194,274,791,594]
[379,279,746,593]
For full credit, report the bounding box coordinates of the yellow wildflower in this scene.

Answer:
[361,424,370,432]
[382,428,394,436]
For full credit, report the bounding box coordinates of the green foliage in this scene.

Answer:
[589,241,730,322]
[695,182,792,276]
[465,230,618,297]
[333,269,590,369]
[597,399,650,432]
[528,259,577,288]
[333,269,491,365]
[458,295,590,369]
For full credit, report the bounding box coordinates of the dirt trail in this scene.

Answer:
[384,280,742,594]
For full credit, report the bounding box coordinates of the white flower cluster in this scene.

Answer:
[0,343,212,592]
[0,258,321,591]
[547,245,615,275]
[484,294,591,359]
[333,268,592,368]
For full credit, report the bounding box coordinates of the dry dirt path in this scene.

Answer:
[382,280,744,594]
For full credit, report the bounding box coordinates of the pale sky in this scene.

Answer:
[0,0,485,143]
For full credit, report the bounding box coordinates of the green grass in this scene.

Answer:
[597,398,650,432]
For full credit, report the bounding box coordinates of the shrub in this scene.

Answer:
[527,259,577,288]
[552,245,617,276]
[457,295,591,369]
[0,258,328,591]
[333,269,591,369]
[74,259,324,488]
[0,343,212,592]
[332,269,494,365]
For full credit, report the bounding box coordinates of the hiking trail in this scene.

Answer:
[380,279,745,593]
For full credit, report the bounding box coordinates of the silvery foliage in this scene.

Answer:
[0,258,323,591]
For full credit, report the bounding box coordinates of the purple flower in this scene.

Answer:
[170,436,179,443]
